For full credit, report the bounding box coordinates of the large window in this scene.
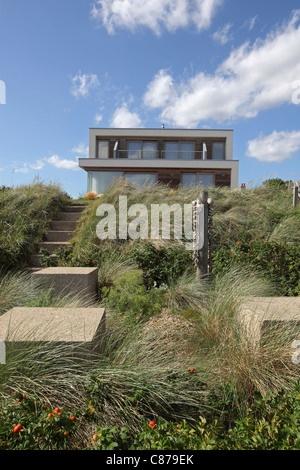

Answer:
[182,173,214,188]
[87,171,123,194]
[97,140,109,159]
[124,173,157,187]
[164,142,194,160]
[127,141,157,159]
[212,142,225,160]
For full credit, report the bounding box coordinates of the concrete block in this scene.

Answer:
[0,307,105,353]
[239,297,300,348]
[32,267,98,297]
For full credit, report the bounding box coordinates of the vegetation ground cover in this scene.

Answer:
[0,179,299,450]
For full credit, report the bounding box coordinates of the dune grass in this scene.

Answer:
[0,181,68,268]
[0,180,299,446]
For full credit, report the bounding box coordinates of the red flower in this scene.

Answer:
[149,421,156,429]
[70,415,76,421]
[13,424,23,434]
[54,407,60,413]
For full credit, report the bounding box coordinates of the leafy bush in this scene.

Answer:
[0,394,79,450]
[212,240,300,296]
[103,269,166,323]
[262,178,291,189]
[88,381,300,450]
[130,242,194,288]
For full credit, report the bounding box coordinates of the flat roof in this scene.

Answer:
[89,127,234,131]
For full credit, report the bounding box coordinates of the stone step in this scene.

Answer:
[25,266,44,273]
[30,253,57,267]
[44,230,74,242]
[0,307,106,355]
[37,241,70,253]
[50,220,78,231]
[56,212,81,221]
[62,205,86,213]
[32,267,99,297]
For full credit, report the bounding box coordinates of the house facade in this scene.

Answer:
[78,128,239,194]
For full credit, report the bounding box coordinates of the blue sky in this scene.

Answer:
[0,0,300,197]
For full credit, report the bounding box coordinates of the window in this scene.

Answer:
[128,142,142,159]
[212,142,225,160]
[164,142,178,160]
[164,142,194,160]
[182,174,197,188]
[127,141,157,159]
[142,142,157,159]
[180,142,194,160]
[87,171,123,194]
[97,140,109,159]
[124,173,157,187]
[182,173,214,188]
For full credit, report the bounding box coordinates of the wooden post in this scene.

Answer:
[293,185,299,208]
[207,197,214,274]
[193,190,209,277]
[198,191,208,276]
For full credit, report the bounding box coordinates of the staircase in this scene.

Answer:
[30,204,86,269]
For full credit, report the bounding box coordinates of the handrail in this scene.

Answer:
[116,150,204,160]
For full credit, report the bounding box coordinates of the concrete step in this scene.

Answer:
[56,212,81,221]
[37,241,70,253]
[44,230,74,242]
[62,205,86,212]
[50,220,78,231]
[25,266,44,273]
[30,253,57,267]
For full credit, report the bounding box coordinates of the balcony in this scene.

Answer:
[116,150,205,160]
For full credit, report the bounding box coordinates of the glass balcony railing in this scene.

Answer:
[116,150,205,160]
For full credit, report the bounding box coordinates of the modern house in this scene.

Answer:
[78,128,239,194]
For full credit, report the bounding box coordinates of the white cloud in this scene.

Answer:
[90,0,224,35]
[30,160,45,170]
[246,130,300,163]
[110,104,142,128]
[72,143,89,156]
[15,166,30,174]
[248,15,257,31]
[94,113,103,124]
[46,155,79,170]
[212,22,233,44]
[15,160,45,173]
[143,10,300,127]
[144,70,176,108]
[71,72,100,99]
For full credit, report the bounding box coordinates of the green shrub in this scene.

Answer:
[104,269,166,323]
[130,242,194,288]
[212,240,300,296]
[0,394,79,450]
[88,381,300,450]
